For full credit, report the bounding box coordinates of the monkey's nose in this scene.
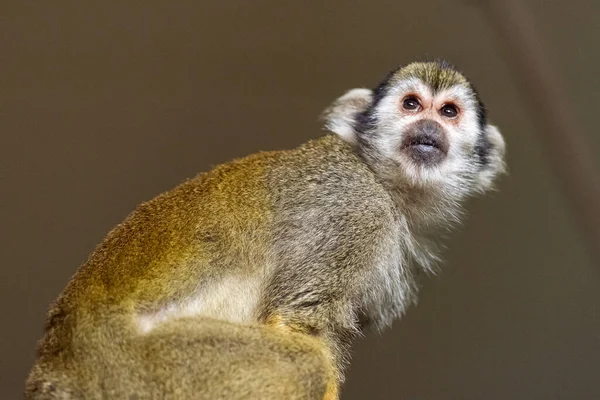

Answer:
[416,119,444,136]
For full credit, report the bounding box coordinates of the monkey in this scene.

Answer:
[26,60,506,400]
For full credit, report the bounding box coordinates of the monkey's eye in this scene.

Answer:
[402,96,421,111]
[440,104,459,118]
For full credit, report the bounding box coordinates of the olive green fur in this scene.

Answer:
[390,61,470,93]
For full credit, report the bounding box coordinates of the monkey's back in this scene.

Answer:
[56,134,383,308]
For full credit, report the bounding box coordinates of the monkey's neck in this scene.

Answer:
[360,156,465,231]
[396,184,463,228]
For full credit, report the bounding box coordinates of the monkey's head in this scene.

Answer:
[323,61,506,198]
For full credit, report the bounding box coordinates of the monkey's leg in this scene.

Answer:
[264,315,342,400]
[131,317,330,400]
[27,317,330,400]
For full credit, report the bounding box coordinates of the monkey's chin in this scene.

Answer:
[395,154,451,188]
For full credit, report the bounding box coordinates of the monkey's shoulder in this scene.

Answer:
[277,135,390,198]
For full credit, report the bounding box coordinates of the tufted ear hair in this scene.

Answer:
[476,124,507,192]
[320,88,373,144]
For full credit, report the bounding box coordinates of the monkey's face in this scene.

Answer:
[349,61,506,197]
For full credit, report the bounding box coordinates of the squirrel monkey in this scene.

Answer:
[26,60,506,399]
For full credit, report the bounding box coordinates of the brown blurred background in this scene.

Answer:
[2,1,599,399]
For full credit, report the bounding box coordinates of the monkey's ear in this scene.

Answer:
[320,88,373,143]
[476,124,507,192]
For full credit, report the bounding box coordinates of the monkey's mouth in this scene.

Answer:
[401,133,449,165]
